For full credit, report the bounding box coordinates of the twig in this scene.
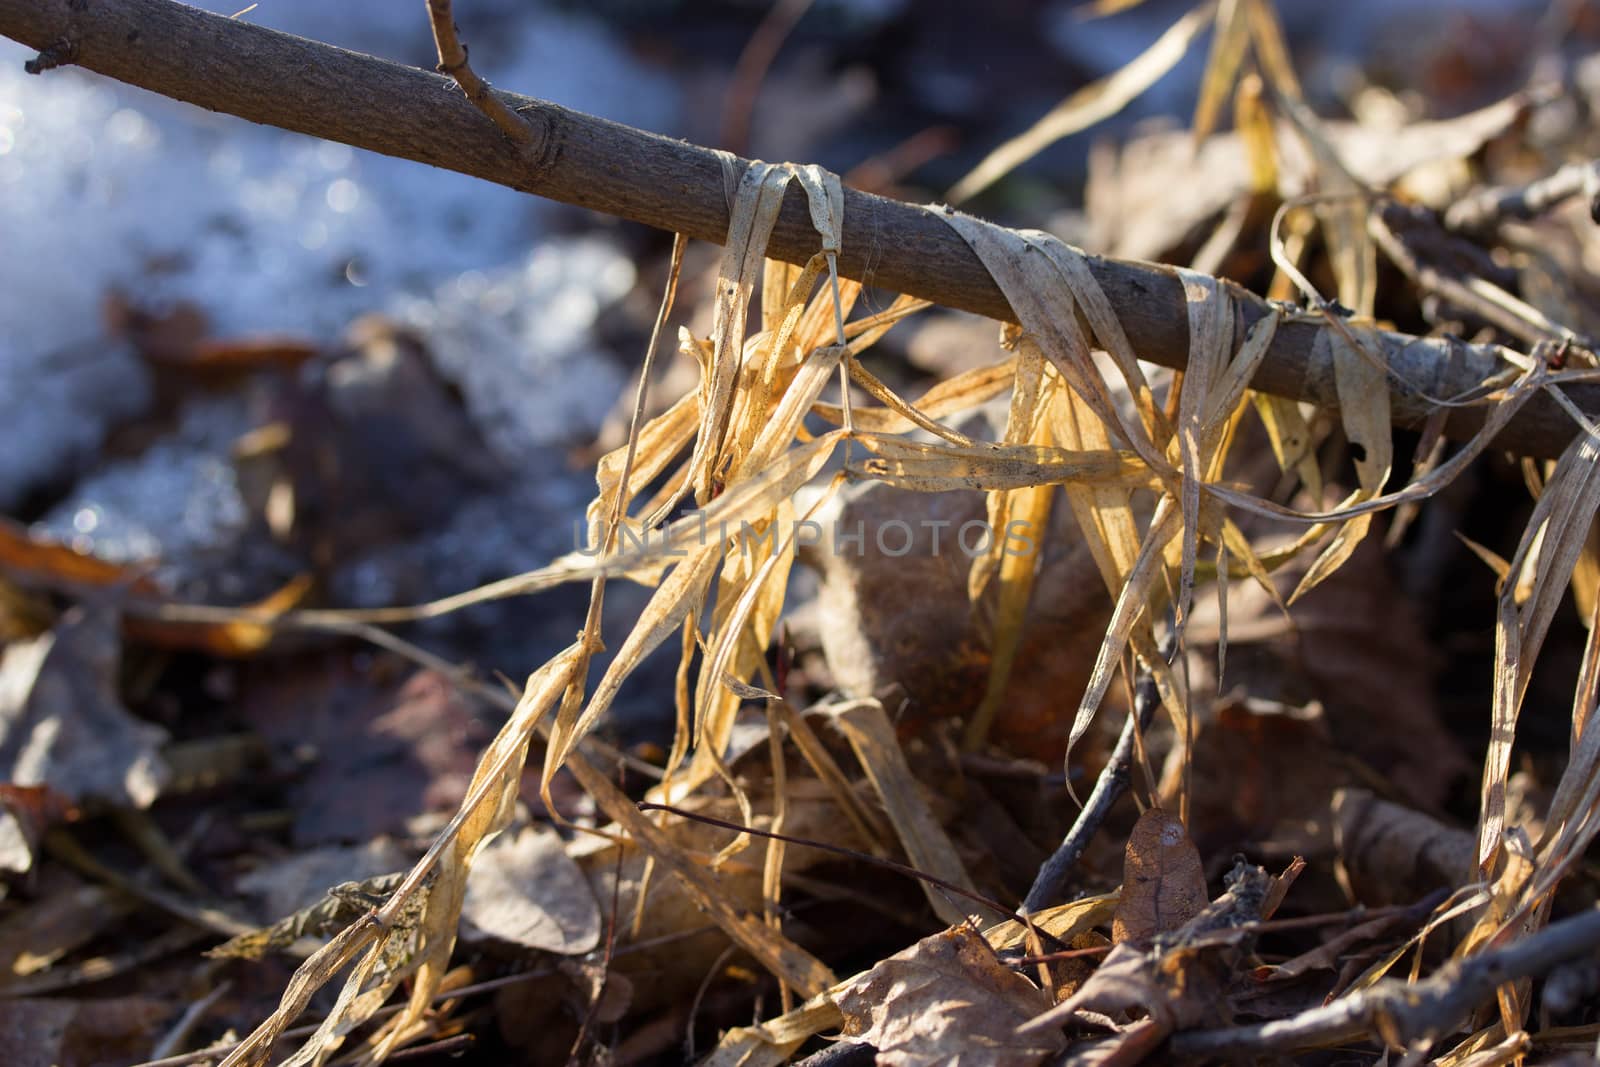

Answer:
[1,0,1594,459]
[1445,158,1600,234]
[1021,632,1173,913]
[1170,905,1600,1058]
[423,0,537,150]
[22,36,72,72]
[387,1033,475,1061]
[568,846,625,1062]
[147,981,233,1061]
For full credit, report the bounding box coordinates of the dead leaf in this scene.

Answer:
[0,784,76,875]
[0,517,154,592]
[0,995,169,1067]
[0,607,169,813]
[1026,862,1273,1045]
[461,825,601,955]
[1112,809,1207,944]
[233,839,414,927]
[0,873,134,981]
[835,924,1063,1067]
[1334,788,1475,908]
[1091,93,1530,260]
[805,481,1116,759]
[237,661,493,847]
[1184,528,1469,813]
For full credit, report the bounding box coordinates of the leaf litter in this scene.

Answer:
[10,2,1600,1065]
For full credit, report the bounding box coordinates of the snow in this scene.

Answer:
[0,1,679,509]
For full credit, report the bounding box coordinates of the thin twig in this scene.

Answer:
[1445,158,1600,234]
[1170,905,1600,1058]
[387,1033,476,1061]
[1021,631,1174,913]
[147,981,234,1061]
[568,846,626,1062]
[423,0,537,149]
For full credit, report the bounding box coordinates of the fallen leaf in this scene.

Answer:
[0,874,134,981]
[234,839,414,926]
[836,924,1063,1067]
[238,661,493,847]
[461,825,601,955]
[1025,862,1273,1045]
[0,517,153,592]
[0,607,169,813]
[0,784,76,874]
[1112,809,1207,944]
[1333,788,1475,908]
[0,995,169,1067]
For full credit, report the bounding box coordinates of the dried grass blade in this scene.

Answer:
[566,751,837,997]
[813,357,1013,438]
[686,162,794,501]
[1251,393,1322,500]
[1069,502,1185,770]
[1479,433,1600,866]
[1173,267,1235,626]
[947,2,1216,204]
[836,360,984,446]
[825,700,980,926]
[967,344,1057,748]
[937,213,1170,478]
[544,546,721,799]
[697,989,844,1066]
[1288,329,1392,602]
[1192,0,1250,145]
[847,433,1151,493]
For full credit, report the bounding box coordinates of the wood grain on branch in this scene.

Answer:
[1,0,1595,459]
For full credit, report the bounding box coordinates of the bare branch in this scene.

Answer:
[1171,905,1600,1058]
[1022,632,1172,913]
[1445,158,1600,234]
[1,0,1596,458]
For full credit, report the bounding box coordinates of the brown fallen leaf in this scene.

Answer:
[1024,862,1277,1054]
[0,994,169,1067]
[0,607,169,815]
[1090,92,1529,261]
[1112,809,1207,944]
[0,516,152,592]
[123,573,312,656]
[0,783,76,875]
[1184,530,1470,817]
[460,825,601,955]
[188,335,319,371]
[1333,788,1475,908]
[804,481,1116,760]
[0,872,134,982]
[104,291,317,371]
[237,662,494,847]
[836,924,1064,1067]
[0,516,310,656]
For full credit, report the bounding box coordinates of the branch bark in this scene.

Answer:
[1,0,1594,459]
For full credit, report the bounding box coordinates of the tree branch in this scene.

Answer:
[1171,905,1600,1058]
[1,0,1594,459]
